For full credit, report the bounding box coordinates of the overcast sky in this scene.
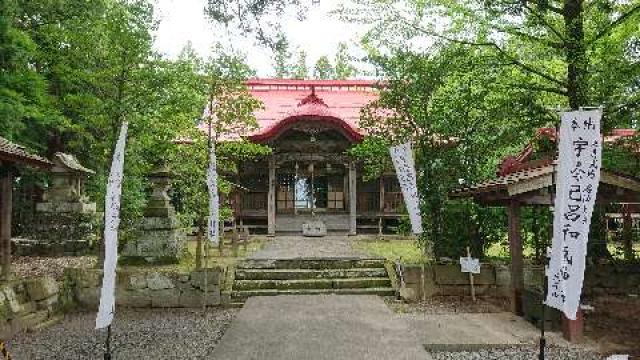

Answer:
[153,0,370,78]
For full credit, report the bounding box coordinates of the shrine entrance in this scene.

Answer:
[277,162,346,214]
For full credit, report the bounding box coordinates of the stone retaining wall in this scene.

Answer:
[400,263,640,301]
[64,268,226,309]
[0,277,66,338]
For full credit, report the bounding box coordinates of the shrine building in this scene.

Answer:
[225,79,405,236]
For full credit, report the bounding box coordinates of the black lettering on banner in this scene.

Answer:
[568,184,582,201]
[562,226,580,242]
[563,204,581,222]
[572,137,589,157]
[571,118,580,130]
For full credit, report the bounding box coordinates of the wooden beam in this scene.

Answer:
[508,200,524,316]
[379,176,385,212]
[0,170,13,281]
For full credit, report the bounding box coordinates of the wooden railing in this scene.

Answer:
[357,193,379,213]
[242,192,267,211]
[383,192,404,213]
[357,192,404,214]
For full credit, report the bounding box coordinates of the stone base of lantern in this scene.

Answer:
[121,216,186,264]
[16,205,98,256]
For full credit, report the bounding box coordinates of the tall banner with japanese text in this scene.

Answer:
[96,122,128,329]
[546,109,602,320]
[207,140,219,246]
[203,99,219,246]
[389,142,423,234]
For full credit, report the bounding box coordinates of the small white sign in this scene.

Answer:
[460,257,480,274]
[606,355,629,360]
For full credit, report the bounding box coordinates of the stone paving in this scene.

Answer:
[211,294,432,360]
[250,235,371,259]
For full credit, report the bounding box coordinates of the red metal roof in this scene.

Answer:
[498,127,638,176]
[212,79,380,142]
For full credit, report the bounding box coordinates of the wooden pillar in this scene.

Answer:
[379,176,385,212]
[508,200,524,315]
[349,161,357,236]
[0,169,13,281]
[562,309,584,343]
[378,176,385,235]
[622,204,634,261]
[267,156,276,236]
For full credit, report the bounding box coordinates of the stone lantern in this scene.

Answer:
[144,165,174,218]
[121,165,185,264]
[15,153,98,256]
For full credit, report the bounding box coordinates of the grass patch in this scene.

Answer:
[353,239,429,264]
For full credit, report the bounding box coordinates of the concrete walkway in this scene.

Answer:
[404,312,551,351]
[211,295,432,360]
[250,235,370,259]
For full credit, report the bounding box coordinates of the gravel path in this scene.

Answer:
[12,255,97,280]
[8,308,237,360]
[429,345,603,360]
[385,296,510,314]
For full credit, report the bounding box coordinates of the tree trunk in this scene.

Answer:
[564,0,588,109]
[0,171,13,281]
[622,205,634,261]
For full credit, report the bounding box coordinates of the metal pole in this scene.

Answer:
[540,117,560,360]
[104,324,112,360]
[467,247,476,302]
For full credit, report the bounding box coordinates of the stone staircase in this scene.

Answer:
[231,258,395,303]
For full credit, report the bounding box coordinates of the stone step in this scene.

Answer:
[235,268,389,280]
[237,258,386,270]
[234,278,391,291]
[231,287,396,301]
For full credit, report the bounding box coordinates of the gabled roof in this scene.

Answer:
[455,126,640,205]
[0,137,52,169]
[451,162,640,205]
[196,79,381,142]
[52,152,94,174]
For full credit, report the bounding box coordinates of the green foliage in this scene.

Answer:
[351,45,554,258]
[347,137,392,181]
[334,42,357,79]
[170,47,271,228]
[292,50,309,79]
[4,0,271,240]
[272,32,292,78]
[342,0,640,117]
[602,137,640,177]
[0,0,53,145]
[205,0,305,48]
[313,55,335,80]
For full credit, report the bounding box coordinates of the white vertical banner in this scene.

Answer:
[203,99,219,246]
[207,140,219,246]
[546,109,602,320]
[389,142,423,234]
[96,122,128,329]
